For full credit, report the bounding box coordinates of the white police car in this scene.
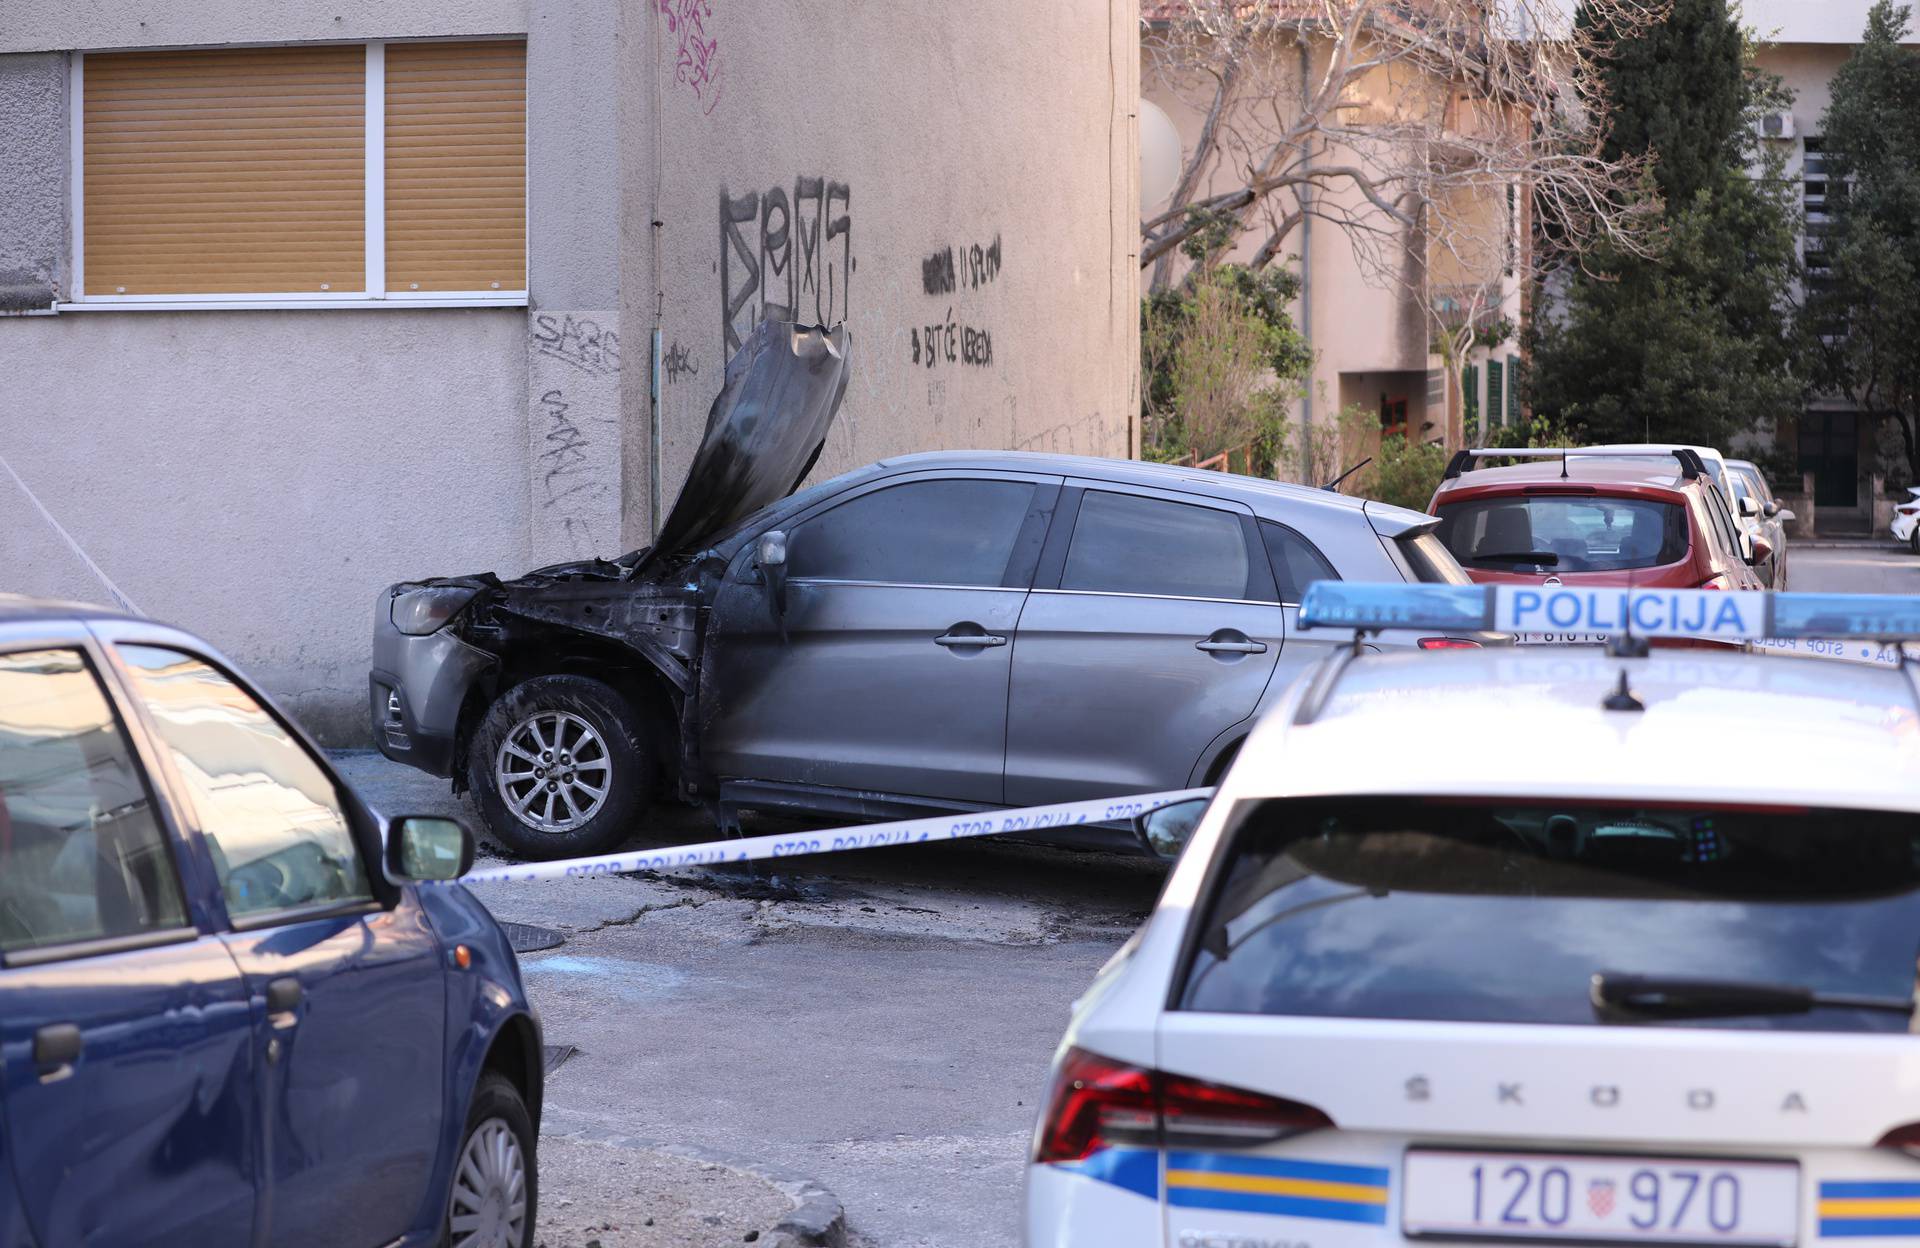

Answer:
[1026,583,1920,1248]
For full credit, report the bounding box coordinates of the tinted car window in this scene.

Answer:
[788,479,1036,587]
[1063,491,1251,599]
[1260,522,1339,602]
[1180,796,1920,1032]
[1702,486,1746,558]
[0,649,187,954]
[1435,496,1688,572]
[119,646,371,920]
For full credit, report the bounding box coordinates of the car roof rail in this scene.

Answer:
[1441,446,1708,482]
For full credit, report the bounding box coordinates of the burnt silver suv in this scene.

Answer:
[371,321,1487,859]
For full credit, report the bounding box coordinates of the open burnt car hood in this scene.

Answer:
[636,319,851,574]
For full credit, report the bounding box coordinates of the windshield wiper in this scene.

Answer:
[1591,972,1914,1021]
[1469,550,1560,566]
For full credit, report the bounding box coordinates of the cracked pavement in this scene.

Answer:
[331,752,1164,1248]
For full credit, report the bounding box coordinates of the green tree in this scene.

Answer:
[1800,2,1920,482]
[1141,261,1313,476]
[1582,0,1746,208]
[1529,0,1802,448]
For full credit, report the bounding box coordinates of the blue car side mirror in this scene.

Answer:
[386,815,474,882]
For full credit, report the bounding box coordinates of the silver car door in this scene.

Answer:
[1004,482,1282,806]
[703,471,1060,805]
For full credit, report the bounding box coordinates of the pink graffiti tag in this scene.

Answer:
[657,0,723,115]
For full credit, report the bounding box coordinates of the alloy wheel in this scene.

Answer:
[447,1118,528,1248]
[495,710,611,832]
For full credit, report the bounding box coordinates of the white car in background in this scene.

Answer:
[1892,486,1920,552]
[1725,459,1794,588]
[1026,583,1920,1248]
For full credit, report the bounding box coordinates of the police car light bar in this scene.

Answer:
[1298,583,1920,643]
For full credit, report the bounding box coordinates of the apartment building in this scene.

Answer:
[0,0,1138,739]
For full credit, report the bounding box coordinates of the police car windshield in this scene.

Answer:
[1179,797,1920,1032]
[1435,497,1688,573]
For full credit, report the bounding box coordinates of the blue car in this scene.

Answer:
[0,597,540,1248]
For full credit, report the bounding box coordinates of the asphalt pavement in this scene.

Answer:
[1787,541,1919,593]
[334,542,1905,1247]
[334,754,1163,1248]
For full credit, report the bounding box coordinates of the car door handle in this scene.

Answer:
[934,632,1007,648]
[33,1023,82,1081]
[266,976,303,1027]
[1196,638,1267,654]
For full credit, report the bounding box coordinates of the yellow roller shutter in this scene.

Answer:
[83,45,366,296]
[385,40,526,293]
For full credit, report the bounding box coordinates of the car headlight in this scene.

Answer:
[390,585,480,636]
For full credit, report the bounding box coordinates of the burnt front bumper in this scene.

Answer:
[371,592,498,778]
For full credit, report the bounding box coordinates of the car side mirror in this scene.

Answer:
[1776,507,1796,523]
[386,815,474,882]
[1133,797,1208,861]
[756,530,789,627]
[1737,496,1761,519]
[1748,535,1774,565]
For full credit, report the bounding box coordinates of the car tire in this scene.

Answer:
[1910,528,1919,556]
[469,675,653,860]
[444,1071,537,1248]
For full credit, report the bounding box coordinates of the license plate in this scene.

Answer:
[1517,632,1610,646]
[1402,1150,1799,1246]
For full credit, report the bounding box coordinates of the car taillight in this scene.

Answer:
[1898,504,1920,516]
[1701,576,1731,590]
[1878,1122,1920,1156]
[1418,637,1482,650]
[1032,1048,1157,1164]
[1160,1069,1334,1147]
[1031,1047,1332,1164]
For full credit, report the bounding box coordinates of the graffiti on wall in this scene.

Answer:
[911,311,993,369]
[533,313,622,377]
[537,388,612,551]
[663,340,698,383]
[657,0,723,114]
[912,232,1002,370]
[921,235,1002,296]
[720,178,853,355]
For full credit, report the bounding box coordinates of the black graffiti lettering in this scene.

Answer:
[532,314,621,376]
[663,340,696,384]
[759,186,793,327]
[794,175,824,322]
[720,177,854,355]
[922,246,955,295]
[962,326,992,366]
[911,316,995,369]
[720,188,761,355]
[966,234,1002,289]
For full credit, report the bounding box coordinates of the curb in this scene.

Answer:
[540,1113,848,1248]
[1797,539,1903,550]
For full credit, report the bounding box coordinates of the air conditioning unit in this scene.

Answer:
[1756,110,1796,140]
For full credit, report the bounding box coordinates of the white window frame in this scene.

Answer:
[60,39,529,312]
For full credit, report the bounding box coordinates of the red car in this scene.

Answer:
[1428,449,1769,607]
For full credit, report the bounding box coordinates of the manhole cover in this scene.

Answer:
[501,921,566,953]
[542,1044,578,1079]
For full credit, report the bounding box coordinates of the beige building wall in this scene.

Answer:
[1143,30,1520,470]
[1746,16,1919,513]
[628,0,1139,547]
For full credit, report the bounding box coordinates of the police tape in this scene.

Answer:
[451,787,1214,885]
